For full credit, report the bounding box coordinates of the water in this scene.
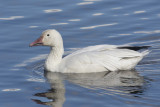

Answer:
[0,0,160,107]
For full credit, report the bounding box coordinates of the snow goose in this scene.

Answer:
[29,29,150,73]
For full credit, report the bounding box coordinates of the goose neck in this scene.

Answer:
[45,46,64,72]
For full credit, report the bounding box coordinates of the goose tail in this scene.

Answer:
[141,50,151,56]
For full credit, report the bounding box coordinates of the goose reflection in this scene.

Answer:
[32,71,65,107]
[32,70,145,107]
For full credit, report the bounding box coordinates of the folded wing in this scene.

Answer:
[60,45,147,73]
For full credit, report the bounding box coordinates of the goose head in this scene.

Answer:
[30,29,63,47]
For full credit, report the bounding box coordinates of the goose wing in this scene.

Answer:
[60,47,143,73]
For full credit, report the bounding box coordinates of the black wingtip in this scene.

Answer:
[118,46,151,51]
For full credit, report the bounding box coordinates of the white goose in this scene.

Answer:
[30,29,150,73]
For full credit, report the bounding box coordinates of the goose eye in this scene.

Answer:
[47,34,50,36]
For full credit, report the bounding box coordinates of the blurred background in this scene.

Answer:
[0,0,160,107]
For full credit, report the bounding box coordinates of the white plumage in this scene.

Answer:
[30,29,150,73]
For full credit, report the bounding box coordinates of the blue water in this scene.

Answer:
[0,0,160,107]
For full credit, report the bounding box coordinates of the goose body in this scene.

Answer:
[30,29,150,73]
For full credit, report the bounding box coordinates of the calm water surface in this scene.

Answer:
[0,0,160,107]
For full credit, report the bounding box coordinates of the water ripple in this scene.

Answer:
[84,0,102,1]
[140,18,149,20]
[119,34,132,36]
[50,23,69,26]
[92,13,104,16]
[68,19,81,22]
[80,23,118,29]
[0,16,24,20]
[134,10,146,14]
[111,7,122,10]
[77,2,94,5]
[2,88,21,92]
[29,26,39,28]
[134,30,160,34]
[43,9,62,13]
[14,54,47,68]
